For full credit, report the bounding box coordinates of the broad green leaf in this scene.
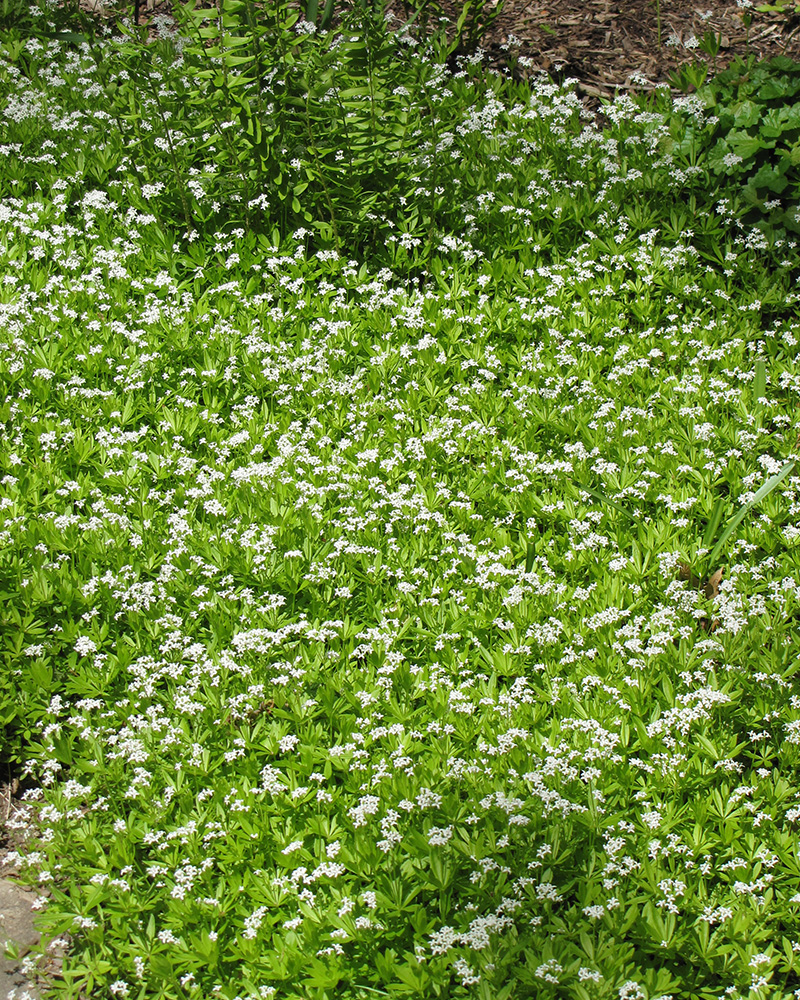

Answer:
[733,99,761,128]
[748,159,789,193]
[728,130,768,161]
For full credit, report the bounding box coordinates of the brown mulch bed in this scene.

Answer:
[439,0,800,99]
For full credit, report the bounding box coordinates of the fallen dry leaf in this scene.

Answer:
[704,567,724,600]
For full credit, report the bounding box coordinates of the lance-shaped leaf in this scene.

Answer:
[752,358,767,411]
[706,458,796,569]
[574,482,643,523]
[702,496,727,549]
[320,0,335,30]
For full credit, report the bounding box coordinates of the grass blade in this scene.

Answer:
[753,358,766,411]
[320,0,335,29]
[574,482,642,523]
[706,458,796,569]
[702,496,727,549]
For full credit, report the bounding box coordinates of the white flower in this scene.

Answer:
[82,190,110,211]
[453,957,480,985]
[348,795,381,828]
[243,905,268,939]
[416,787,442,809]
[641,810,662,830]
[427,825,453,846]
[429,925,457,955]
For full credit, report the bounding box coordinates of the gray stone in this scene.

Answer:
[0,880,40,1000]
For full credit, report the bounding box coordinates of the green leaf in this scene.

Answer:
[753,358,767,409]
[748,159,789,194]
[573,482,641,522]
[733,99,761,128]
[150,954,174,979]
[29,659,53,687]
[760,74,795,100]
[706,459,796,569]
[524,539,536,573]
[702,496,727,550]
[222,53,256,66]
[320,0,335,30]
[51,733,73,765]
[728,131,767,161]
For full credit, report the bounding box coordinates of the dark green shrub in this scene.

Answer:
[673,54,800,238]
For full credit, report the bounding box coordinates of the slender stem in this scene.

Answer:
[423,83,438,271]
[145,75,193,232]
[178,5,247,210]
[217,0,228,91]
[305,89,341,251]
[363,7,378,136]
[333,88,355,173]
[244,0,265,121]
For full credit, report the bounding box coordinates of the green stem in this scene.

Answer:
[333,88,356,174]
[217,0,228,91]
[423,85,439,271]
[305,89,341,251]
[145,76,193,233]
[244,0,265,121]
[363,7,378,136]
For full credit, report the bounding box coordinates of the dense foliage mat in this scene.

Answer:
[1,6,800,1000]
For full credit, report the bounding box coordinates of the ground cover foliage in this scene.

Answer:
[3,2,800,998]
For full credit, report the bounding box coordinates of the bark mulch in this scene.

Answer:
[430,0,800,100]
